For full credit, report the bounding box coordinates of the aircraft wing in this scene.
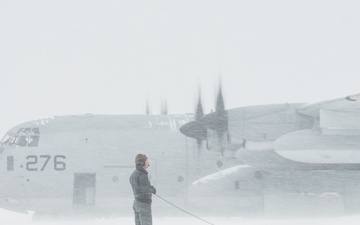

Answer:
[297,93,360,118]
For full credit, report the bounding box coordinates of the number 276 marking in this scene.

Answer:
[26,155,66,171]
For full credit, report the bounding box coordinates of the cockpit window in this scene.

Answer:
[0,134,11,145]
[1,127,40,147]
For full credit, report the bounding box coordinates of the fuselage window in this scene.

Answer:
[7,127,40,147]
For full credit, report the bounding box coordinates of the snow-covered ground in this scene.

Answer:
[2,209,360,225]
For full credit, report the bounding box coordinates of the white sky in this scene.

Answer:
[1,0,360,137]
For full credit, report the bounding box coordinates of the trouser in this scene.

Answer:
[133,200,152,225]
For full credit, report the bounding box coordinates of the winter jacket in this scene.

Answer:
[130,165,156,204]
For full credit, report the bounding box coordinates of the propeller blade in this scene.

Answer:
[195,87,205,150]
[179,85,206,142]
[195,95,204,121]
[199,86,228,132]
[161,98,168,115]
[216,86,225,112]
[198,82,229,154]
[145,98,151,115]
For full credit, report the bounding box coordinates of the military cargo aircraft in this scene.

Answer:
[1,90,360,219]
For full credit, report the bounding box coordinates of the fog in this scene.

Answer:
[2,209,360,225]
[2,1,360,224]
[1,1,360,137]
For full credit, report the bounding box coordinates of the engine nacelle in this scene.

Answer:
[227,103,313,143]
[274,129,360,164]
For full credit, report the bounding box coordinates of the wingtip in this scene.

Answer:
[345,94,360,101]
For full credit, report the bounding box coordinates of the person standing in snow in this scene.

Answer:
[130,154,156,225]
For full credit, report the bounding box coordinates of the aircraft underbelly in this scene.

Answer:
[274,129,360,164]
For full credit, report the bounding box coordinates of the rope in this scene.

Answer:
[154,194,216,225]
